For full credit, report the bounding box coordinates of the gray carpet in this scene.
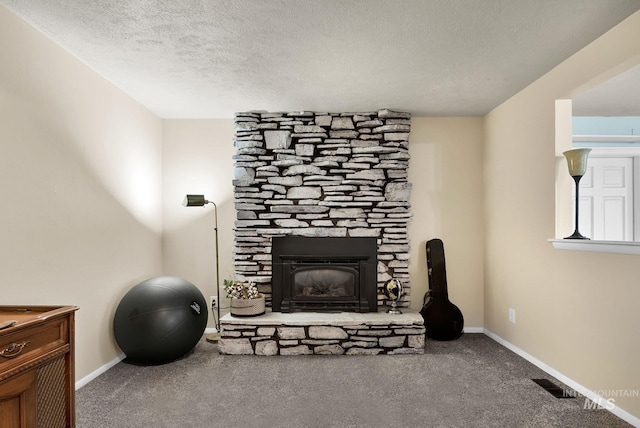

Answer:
[76,334,631,428]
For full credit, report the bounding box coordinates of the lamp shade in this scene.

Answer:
[563,148,591,177]
[182,194,207,207]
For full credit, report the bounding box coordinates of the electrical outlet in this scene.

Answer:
[210,296,217,309]
[508,308,516,324]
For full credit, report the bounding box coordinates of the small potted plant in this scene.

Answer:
[223,279,266,317]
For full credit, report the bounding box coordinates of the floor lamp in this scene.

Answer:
[562,148,591,240]
[182,194,221,342]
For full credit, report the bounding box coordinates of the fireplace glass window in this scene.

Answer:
[293,267,356,298]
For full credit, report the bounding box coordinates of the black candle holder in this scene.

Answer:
[562,149,591,240]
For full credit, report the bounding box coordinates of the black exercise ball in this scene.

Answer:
[114,276,208,365]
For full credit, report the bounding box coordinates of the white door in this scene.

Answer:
[578,157,634,241]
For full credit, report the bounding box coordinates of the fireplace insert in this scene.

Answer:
[271,237,377,312]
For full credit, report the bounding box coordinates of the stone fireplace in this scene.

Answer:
[220,109,423,356]
[271,236,377,313]
[232,108,413,308]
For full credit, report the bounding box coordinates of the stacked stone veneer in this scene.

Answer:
[218,315,425,356]
[233,108,412,307]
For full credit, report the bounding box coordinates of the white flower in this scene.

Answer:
[223,279,261,300]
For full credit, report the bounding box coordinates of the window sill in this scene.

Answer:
[548,239,640,255]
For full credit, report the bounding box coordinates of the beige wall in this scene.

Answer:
[484,11,640,418]
[408,118,485,327]
[0,6,163,380]
[162,119,236,322]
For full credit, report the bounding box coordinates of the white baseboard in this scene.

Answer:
[483,329,640,428]
[76,330,217,390]
[75,353,125,390]
[463,326,484,333]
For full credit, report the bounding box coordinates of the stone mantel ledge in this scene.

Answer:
[220,309,423,326]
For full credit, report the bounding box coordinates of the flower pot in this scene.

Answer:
[230,295,265,317]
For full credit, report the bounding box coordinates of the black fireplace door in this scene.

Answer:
[271,236,378,312]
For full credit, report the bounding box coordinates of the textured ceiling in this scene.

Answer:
[1,0,639,118]
[573,64,640,116]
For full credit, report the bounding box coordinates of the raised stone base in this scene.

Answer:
[218,309,425,355]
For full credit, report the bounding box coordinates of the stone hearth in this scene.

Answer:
[218,310,425,356]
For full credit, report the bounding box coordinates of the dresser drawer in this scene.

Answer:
[0,318,69,380]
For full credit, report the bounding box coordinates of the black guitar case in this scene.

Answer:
[420,238,464,340]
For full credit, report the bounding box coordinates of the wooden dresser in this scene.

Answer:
[0,306,78,428]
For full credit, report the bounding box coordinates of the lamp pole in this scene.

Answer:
[566,175,588,239]
[211,200,221,337]
[183,194,221,341]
